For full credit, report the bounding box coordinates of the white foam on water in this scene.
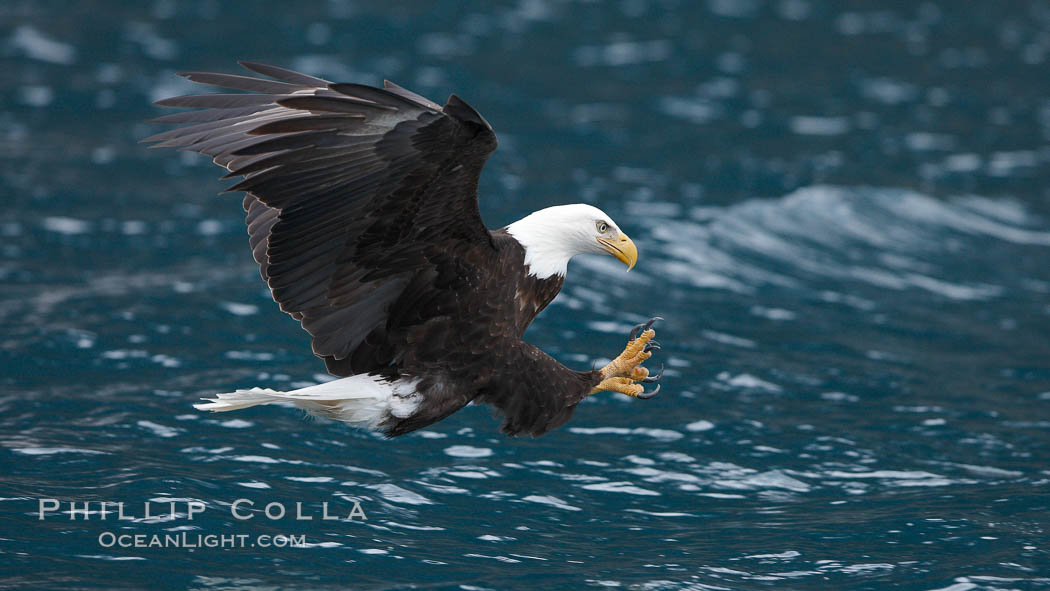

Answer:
[9,26,76,64]
[581,481,661,496]
[444,445,493,458]
[42,217,91,235]
[367,483,434,505]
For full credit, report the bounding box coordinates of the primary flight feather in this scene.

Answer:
[144,62,663,437]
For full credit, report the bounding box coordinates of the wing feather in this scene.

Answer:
[275,95,397,114]
[237,60,331,86]
[145,63,499,367]
[154,93,283,109]
[178,71,307,94]
[382,80,444,111]
[247,115,365,134]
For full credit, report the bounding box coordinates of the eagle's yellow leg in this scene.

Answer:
[591,317,663,399]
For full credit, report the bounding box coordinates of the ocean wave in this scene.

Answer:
[643,186,1050,300]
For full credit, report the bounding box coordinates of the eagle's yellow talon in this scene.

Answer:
[592,376,643,397]
[591,317,664,398]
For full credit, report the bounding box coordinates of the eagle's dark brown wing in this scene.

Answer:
[144,62,499,366]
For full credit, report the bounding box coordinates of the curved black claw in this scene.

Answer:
[642,364,665,383]
[628,323,646,341]
[644,340,661,353]
[628,316,664,340]
[636,384,661,400]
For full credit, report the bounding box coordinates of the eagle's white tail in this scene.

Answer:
[195,375,422,429]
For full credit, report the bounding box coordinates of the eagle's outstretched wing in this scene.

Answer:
[144,62,498,369]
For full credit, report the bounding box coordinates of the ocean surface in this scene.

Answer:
[2,1,1050,589]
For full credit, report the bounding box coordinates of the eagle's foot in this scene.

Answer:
[591,317,663,398]
[593,376,662,399]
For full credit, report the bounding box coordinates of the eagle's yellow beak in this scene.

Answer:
[598,234,638,271]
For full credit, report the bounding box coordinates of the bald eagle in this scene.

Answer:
[145,62,663,437]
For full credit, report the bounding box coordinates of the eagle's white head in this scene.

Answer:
[505,204,638,279]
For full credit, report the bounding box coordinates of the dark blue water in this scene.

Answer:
[3,2,1050,589]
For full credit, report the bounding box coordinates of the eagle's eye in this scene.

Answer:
[596,221,609,233]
